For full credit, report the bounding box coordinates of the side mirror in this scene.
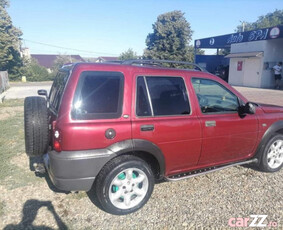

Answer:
[37,89,48,100]
[38,89,47,96]
[238,102,256,116]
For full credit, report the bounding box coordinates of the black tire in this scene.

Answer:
[258,134,283,172]
[24,96,49,157]
[91,155,154,215]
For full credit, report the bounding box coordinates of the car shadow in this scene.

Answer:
[4,199,68,230]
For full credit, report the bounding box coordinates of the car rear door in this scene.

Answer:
[131,74,202,176]
[57,67,132,151]
[191,77,259,166]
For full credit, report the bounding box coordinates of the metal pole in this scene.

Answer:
[240,21,245,32]
[194,46,197,64]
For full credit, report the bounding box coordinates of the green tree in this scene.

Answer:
[49,55,83,79]
[22,58,52,82]
[144,11,194,62]
[118,48,138,60]
[217,48,230,56]
[236,9,283,32]
[51,55,82,72]
[0,0,9,7]
[51,55,71,72]
[0,0,23,80]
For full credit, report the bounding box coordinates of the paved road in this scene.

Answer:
[3,82,283,107]
[235,86,283,106]
[5,82,52,99]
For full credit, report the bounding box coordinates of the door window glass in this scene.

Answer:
[136,77,152,117]
[192,78,239,114]
[49,70,70,113]
[145,77,190,116]
[72,71,124,120]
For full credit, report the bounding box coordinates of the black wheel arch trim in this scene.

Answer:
[47,139,165,192]
[107,139,166,177]
[132,139,166,177]
[254,120,283,162]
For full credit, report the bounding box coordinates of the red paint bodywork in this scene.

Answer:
[51,63,283,177]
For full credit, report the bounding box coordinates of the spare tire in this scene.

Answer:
[24,96,49,157]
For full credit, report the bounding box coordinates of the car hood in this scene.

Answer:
[258,103,283,113]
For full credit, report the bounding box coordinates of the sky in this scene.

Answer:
[8,0,283,58]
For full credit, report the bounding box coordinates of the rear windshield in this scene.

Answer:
[72,71,124,120]
[49,70,70,113]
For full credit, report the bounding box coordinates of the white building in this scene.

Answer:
[20,47,31,59]
[195,25,283,89]
[227,38,283,88]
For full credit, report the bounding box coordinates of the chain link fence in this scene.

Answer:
[0,71,9,94]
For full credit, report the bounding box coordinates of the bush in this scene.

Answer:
[22,58,54,82]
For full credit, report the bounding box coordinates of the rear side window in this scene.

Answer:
[72,71,124,120]
[136,76,190,116]
[49,71,70,113]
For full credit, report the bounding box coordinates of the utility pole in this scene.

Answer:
[240,21,245,32]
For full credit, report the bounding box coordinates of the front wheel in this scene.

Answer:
[259,134,283,172]
[92,155,154,215]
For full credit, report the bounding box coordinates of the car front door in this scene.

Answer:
[132,75,202,176]
[191,77,259,166]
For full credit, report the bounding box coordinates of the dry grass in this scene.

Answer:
[0,99,41,189]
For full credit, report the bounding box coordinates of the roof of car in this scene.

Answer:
[60,60,207,75]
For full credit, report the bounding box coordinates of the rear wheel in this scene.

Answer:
[259,134,283,172]
[24,96,49,157]
[92,155,154,215]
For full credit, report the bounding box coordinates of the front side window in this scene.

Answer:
[136,76,190,116]
[72,71,124,120]
[192,78,239,114]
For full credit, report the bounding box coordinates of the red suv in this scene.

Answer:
[24,60,283,215]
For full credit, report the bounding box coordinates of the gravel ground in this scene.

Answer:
[0,161,282,229]
[0,86,282,229]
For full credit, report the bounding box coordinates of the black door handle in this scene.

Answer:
[141,125,154,131]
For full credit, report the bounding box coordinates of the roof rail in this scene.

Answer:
[102,60,123,64]
[122,59,204,71]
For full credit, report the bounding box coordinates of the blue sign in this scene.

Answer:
[195,25,283,49]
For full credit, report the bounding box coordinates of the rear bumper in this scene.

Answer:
[44,148,115,191]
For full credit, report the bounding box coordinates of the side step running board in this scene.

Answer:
[166,158,258,182]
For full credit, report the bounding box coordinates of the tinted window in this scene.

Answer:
[49,71,70,113]
[146,77,190,116]
[192,78,239,114]
[136,77,152,117]
[72,71,124,120]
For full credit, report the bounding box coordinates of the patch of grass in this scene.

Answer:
[0,99,24,108]
[0,113,24,180]
[0,99,42,189]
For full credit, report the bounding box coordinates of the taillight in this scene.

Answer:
[52,121,62,152]
[53,139,61,152]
